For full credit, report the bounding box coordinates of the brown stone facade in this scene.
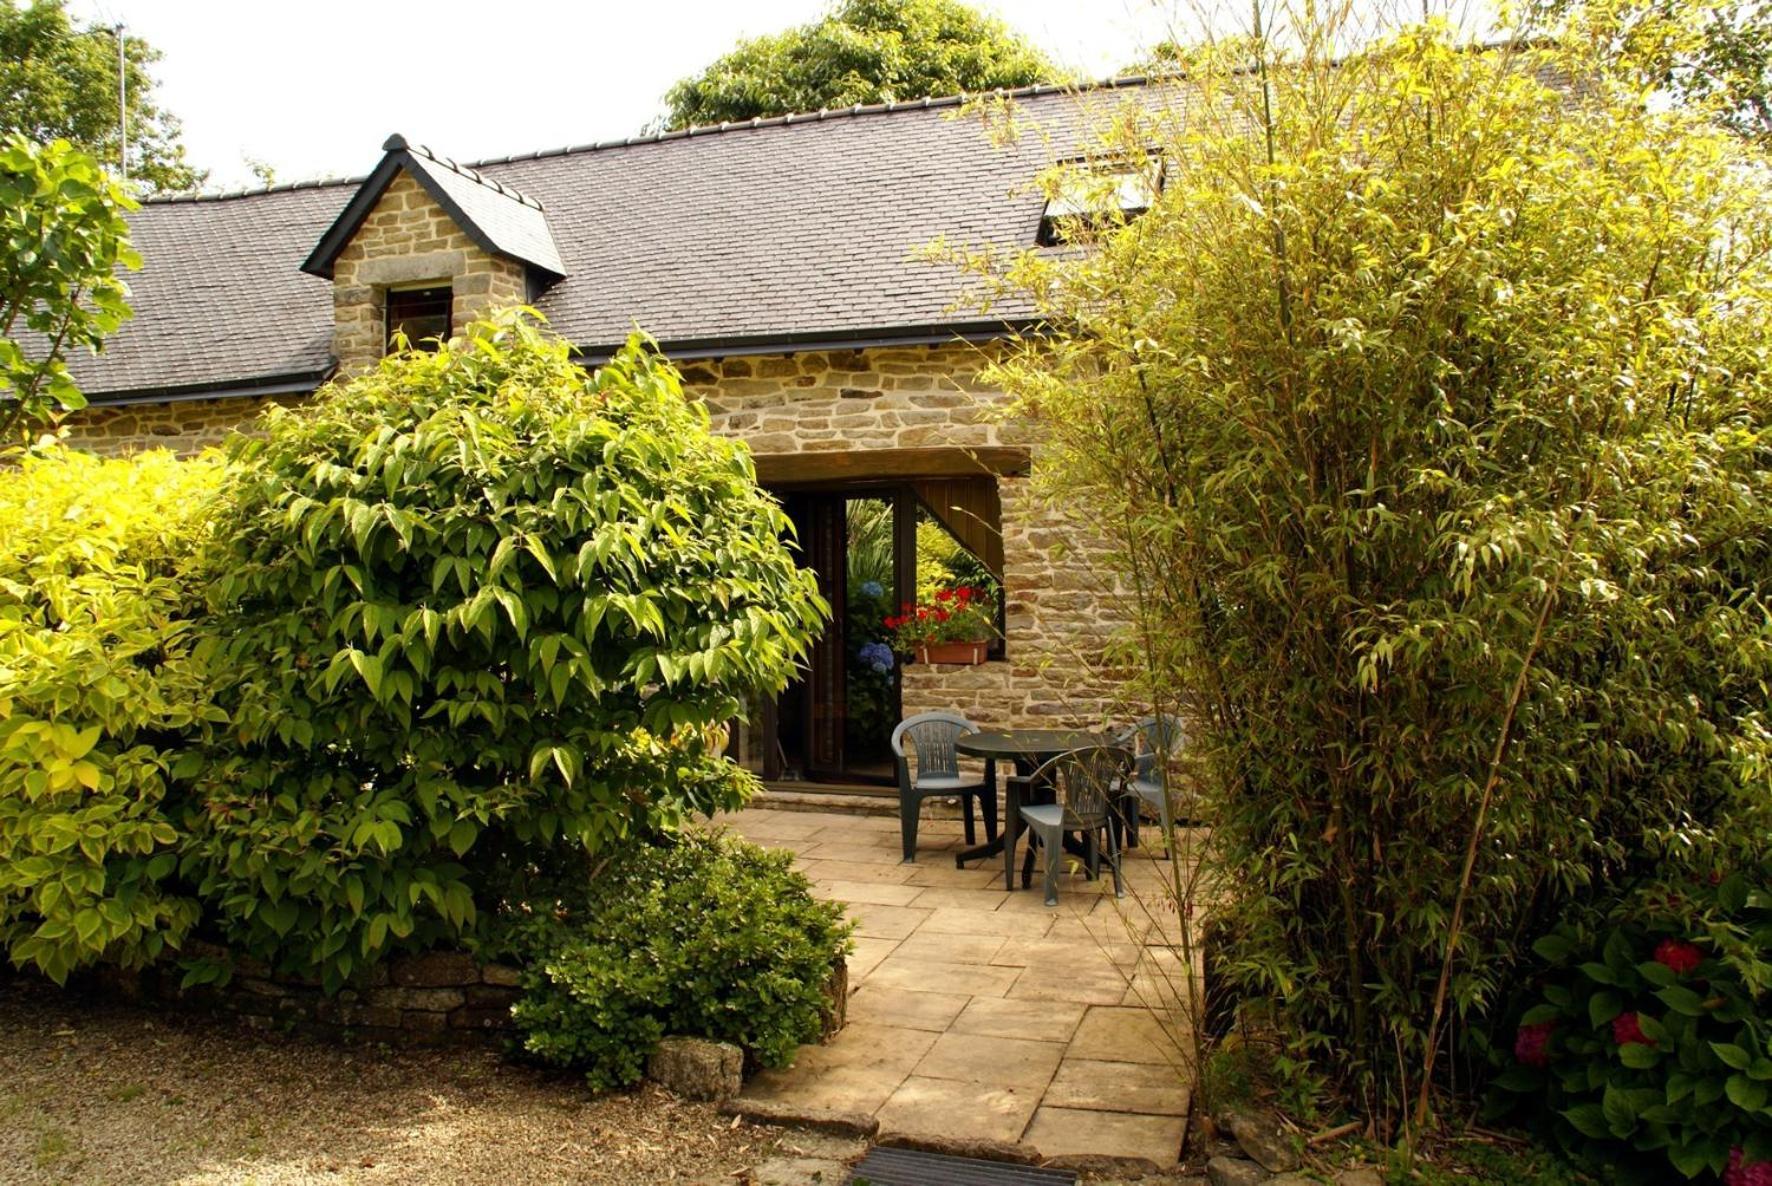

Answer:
[65,394,298,455]
[680,347,1125,732]
[330,172,526,375]
[64,340,1126,732]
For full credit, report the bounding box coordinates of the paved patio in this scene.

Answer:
[724,805,1197,1168]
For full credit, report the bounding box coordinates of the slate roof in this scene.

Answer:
[65,78,1159,403]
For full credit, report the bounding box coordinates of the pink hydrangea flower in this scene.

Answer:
[1654,938,1703,976]
[1724,1148,1772,1186]
[1514,1020,1554,1068]
[1611,1012,1654,1047]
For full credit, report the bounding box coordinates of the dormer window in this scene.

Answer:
[387,285,452,352]
[1036,155,1164,246]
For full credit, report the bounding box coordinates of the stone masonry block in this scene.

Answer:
[647,1036,744,1101]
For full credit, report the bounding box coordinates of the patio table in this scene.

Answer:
[952,729,1118,890]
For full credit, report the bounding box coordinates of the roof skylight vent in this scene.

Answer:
[1037,155,1164,246]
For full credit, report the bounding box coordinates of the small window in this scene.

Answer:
[386,285,452,352]
[1037,157,1163,246]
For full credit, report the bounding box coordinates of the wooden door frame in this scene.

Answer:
[761,482,912,787]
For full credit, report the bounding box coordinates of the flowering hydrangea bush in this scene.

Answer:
[884,585,996,652]
[857,641,895,674]
[1492,865,1772,1182]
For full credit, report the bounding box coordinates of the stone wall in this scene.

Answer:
[682,345,1023,453]
[681,346,1126,731]
[899,474,1126,732]
[100,945,520,1047]
[62,339,1129,729]
[64,394,295,456]
[330,172,527,375]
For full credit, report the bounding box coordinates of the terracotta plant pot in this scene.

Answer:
[913,640,989,665]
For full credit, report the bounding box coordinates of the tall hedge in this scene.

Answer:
[0,447,221,982]
[188,314,826,988]
[974,14,1772,1130]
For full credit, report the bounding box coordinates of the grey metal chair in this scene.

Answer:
[891,712,998,862]
[1010,745,1130,907]
[1115,714,1187,854]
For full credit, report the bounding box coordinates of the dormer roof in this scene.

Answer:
[300,133,566,281]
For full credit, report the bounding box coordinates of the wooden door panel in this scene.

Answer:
[802,496,847,779]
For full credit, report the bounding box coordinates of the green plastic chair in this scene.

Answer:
[891,711,998,862]
[1010,745,1131,907]
[1115,714,1187,855]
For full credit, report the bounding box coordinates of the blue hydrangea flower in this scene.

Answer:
[858,641,895,673]
[858,580,884,600]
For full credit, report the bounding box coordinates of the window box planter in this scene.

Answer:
[913,640,990,666]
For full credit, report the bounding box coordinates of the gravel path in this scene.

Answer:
[0,980,791,1185]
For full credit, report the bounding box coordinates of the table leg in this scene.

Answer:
[1002,776,1024,891]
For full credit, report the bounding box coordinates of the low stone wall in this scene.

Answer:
[93,946,849,1057]
[98,945,521,1047]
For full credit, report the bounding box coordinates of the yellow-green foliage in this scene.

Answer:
[971,9,1772,1134]
[0,447,222,981]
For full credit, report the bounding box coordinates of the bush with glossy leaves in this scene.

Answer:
[504,830,852,1090]
[187,313,826,989]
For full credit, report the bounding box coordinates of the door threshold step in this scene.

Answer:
[751,788,897,817]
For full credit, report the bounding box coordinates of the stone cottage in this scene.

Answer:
[61,81,1158,788]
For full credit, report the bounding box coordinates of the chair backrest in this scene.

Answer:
[890,711,977,781]
[1119,714,1186,778]
[1030,745,1131,830]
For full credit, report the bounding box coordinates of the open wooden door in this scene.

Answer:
[799,495,848,781]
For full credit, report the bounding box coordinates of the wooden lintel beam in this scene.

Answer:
[752,446,1031,486]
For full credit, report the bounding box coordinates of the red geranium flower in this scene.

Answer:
[1514,1020,1554,1068]
[1654,938,1703,976]
[934,609,950,622]
[1725,1148,1772,1186]
[935,588,953,602]
[1612,1012,1655,1047]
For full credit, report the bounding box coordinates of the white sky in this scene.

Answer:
[70,1,1209,191]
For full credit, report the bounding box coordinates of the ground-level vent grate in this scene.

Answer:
[847,1147,1077,1186]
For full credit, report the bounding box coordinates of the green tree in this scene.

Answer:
[1651,0,1772,144]
[659,0,1057,129]
[188,313,827,989]
[0,135,138,447]
[0,0,203,193]
[966,11,1772,1136]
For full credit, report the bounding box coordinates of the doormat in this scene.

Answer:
[847,1146,1077,1185]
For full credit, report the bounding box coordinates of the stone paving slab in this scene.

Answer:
[724,805,1197,1168]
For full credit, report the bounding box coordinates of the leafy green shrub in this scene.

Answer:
[1494,864,1772,1182]
[966,13,1772,1122]
[187,313,826,989]
[0,447,222,981]
[505,830,852,1090]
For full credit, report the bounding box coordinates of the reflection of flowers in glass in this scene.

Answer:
[858,641,895,673]
[858,580,884,600]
